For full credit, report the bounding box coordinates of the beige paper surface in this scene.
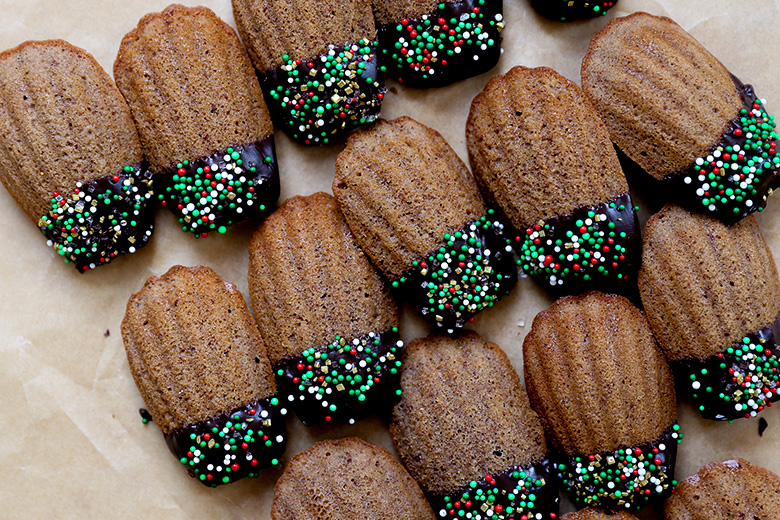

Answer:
[1,0,779,518]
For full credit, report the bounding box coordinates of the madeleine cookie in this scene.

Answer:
[665,459,780,519]
[114,4,279,237]
[122,265,287,486]
[248,192,403,426]
[562,509,638,520]
[374,0,505,87]
[334,116,517,330]
[271,437,436,520]
[0,40,154,272]
[467,66,639,294]
[582,12,779,223]
[531,0,617,22]
[639,204,780,421]
[391,331,560,519]
[523,292,682,509]
[232,0,385,145]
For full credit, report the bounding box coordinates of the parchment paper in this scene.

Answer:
[1,0,779,518]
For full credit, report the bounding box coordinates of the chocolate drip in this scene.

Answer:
[38,163,154,272]
[514,193,640,296]
[377,0,504,88]
[673,314,780,421]
[259,39,385,145]
[661,78,780,224]
[428,458,559,519]
[157,136,279,236]
[163,396,287,487]
[531,0,618,22]
[394,213,517,331]
[275,330,404,426]
[556,424,682,509]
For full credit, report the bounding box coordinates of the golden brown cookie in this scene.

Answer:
[121,265,286,486]
[0,40,154,272]
[334,116,517,330]
[523,291,681,510]
[375,0,505,87]
[391,331,559,519]
[114,4,279,237]
[467,65,639,294]
[248,192,402,426]
[664,458,780,519]
[581,12,779,223]
[561,509,638,520]
[271,437,436,520]
[639,204,780,421]
[232,0,385,145]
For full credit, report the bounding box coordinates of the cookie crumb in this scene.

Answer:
[104,329,110,337]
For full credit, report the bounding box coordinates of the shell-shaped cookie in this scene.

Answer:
[523,291,680,509]
[562,509,638,520]
[0,40,153,271]
[467,65,639,293]
[581,12,779,223]
[121,265,286,486]
[248,192,402,425]
[114,4,279,236]
[335,117,517,330]
[271,437,436,520]
[664,459,780,519]
[391,331,559,519]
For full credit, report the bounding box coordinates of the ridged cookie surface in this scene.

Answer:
[639,204,780,362]
[271,437,435,520]
[562,509,638,520]
[665,459,780,519]
[334,116,485,280]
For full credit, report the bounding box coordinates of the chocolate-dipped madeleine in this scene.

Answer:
[531,0,617,22]
[467,65,639,294]
[271,438,436,520]
[581,12,779,223]
[334,116,517,331]
[232,0,385,145]
[523,291,682,510]
[391,331,560,519]
[248,192,403,426]
[114,4,279,237]
[121,265,287,487]
[0,40,154,272]
[665,459,780,519]
[639,204,780,421]
[374,0,505,87]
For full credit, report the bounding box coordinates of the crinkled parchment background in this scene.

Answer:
[1,0,779,518]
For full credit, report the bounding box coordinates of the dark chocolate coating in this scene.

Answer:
[556,424,682,509]
[428,458,559,520]
[377,0,504,88]
[394,213,517,330]
[164,396,287,487]
[513,193,640,296]
[38,163,154,272]
[673,314,780,421]
[531,0,617,22]
[156,136,279,237]
[259,40,385,145]
[661,78,780,224]
[274,330,404,426]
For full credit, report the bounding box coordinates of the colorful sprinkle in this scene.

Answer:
[430,459,559,519]
[38,164,154,272]
[393,210,517,330]
[664,84,779,223]
[164,397,287,487]
[556,424,682,509]
[157,138,279,237]
[514,193,639,292]
[261,39,385,145]
[531,0,617,22]
[275,329,404,426]
[378,0,504,87]
[676,319,780,421]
